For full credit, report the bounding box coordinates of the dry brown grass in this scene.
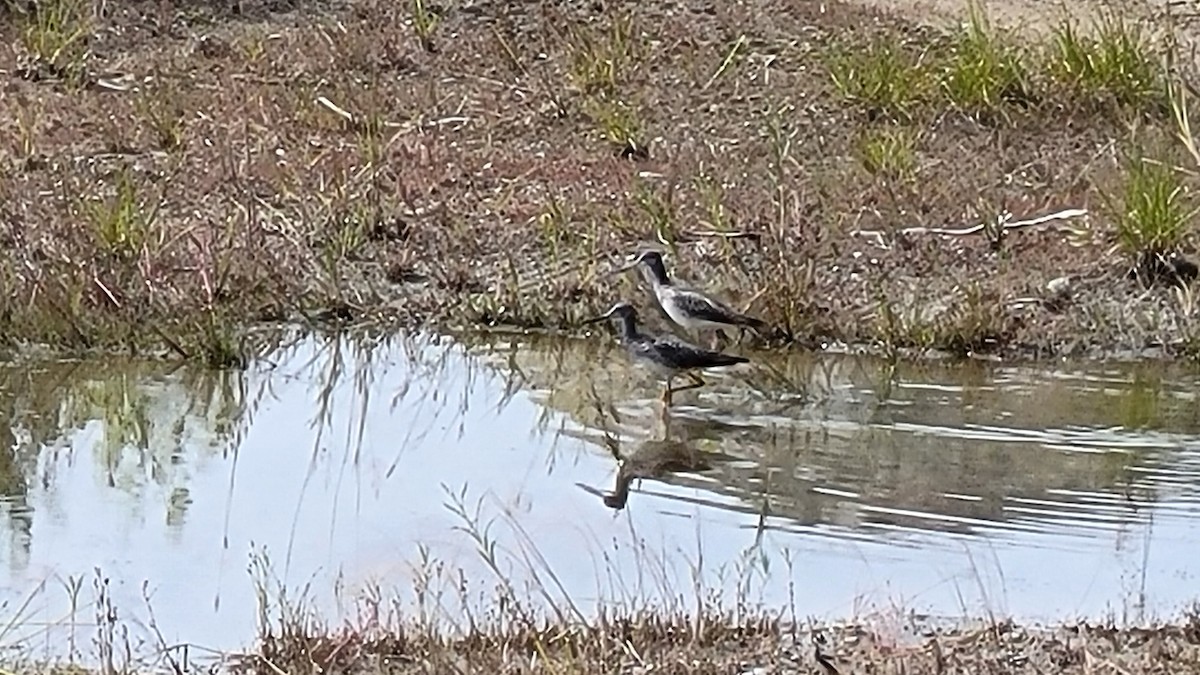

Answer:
[225,537,1200,675]
[10,611,1200,674]
[5,530,1199,674]
[2,0,1200,362]
[237,604,1200,674]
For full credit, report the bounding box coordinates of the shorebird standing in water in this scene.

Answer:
[618,249,767,349]
[583,301,749,406]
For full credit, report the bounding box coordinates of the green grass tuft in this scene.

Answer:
[565,11,638,96]
[1115,154,1197,281]
[585,97,646,158]
[10,0,93,83]
[410,0,439,52]
[136,82,188,152]
[828,39,931,118]
[80,166,161,259]
[1049,14,1164,109]
[857,126,918,180]
[939,1,1029,113]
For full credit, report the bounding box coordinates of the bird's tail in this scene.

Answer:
[713,353,750,366]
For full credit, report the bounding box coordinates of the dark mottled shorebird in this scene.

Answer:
[620,250,766,348]
[584,301,749,406]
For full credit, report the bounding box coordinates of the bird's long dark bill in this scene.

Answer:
[582,314,609,325]
[601,260,639,278]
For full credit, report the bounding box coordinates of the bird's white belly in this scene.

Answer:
[664,305,728,332]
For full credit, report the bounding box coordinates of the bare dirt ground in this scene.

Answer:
[868,0,1192,37]
[3,0,1200,365]
[864,0,1087,33]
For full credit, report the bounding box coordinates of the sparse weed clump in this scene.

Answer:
[196,308,245,368]
[937,282,1008,356]
[136,81,189,152]
[533,193,573,257]
[939,2,1030,114]
[409,0,439,52]
[12,100,43,168]
[1049,14,1165,110]
[9,0,93,83]
[829,39,932,119]
[559,10,649,158]
[632,178,678,243]
[830,4,1172,124]
[875,287,937,361]
[874,282,1008,358]
[79,165,162,259]
[857,126,918,180]
[585,97,648,159]
[1114,154,1197,284]
[564,10,639,96]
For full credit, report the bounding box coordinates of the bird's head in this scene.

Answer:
[612,249,670,285]
[607,249,667,278]
[631,249,664,269]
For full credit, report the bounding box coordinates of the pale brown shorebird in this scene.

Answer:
[617,250,766,349]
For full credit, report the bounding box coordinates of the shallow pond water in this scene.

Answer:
[1,332,1199,659]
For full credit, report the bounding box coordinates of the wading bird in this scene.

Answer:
[584,301,749,406]
[618,249,766,348]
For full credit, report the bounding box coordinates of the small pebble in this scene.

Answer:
[1046,276,1071,297]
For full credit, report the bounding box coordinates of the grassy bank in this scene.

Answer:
[13,615,1200,674]
[4,0,1200,362]
[6,567,1200,675]
[2,540,1198,674]
[241,610,1200,674]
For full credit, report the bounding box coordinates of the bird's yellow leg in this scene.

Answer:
[673,372,707,394]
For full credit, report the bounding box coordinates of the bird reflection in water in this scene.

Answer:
[601,437,711,510]
[582,402,733,511]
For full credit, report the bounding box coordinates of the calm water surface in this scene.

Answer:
[1,332,1199,657]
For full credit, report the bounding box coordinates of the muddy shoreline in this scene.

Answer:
[238,615,1200,675]
[3,0,1200,365]
[11,612,1200,674]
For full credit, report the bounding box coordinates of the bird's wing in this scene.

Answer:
[650,334,748,369]
[671,287,763,327]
